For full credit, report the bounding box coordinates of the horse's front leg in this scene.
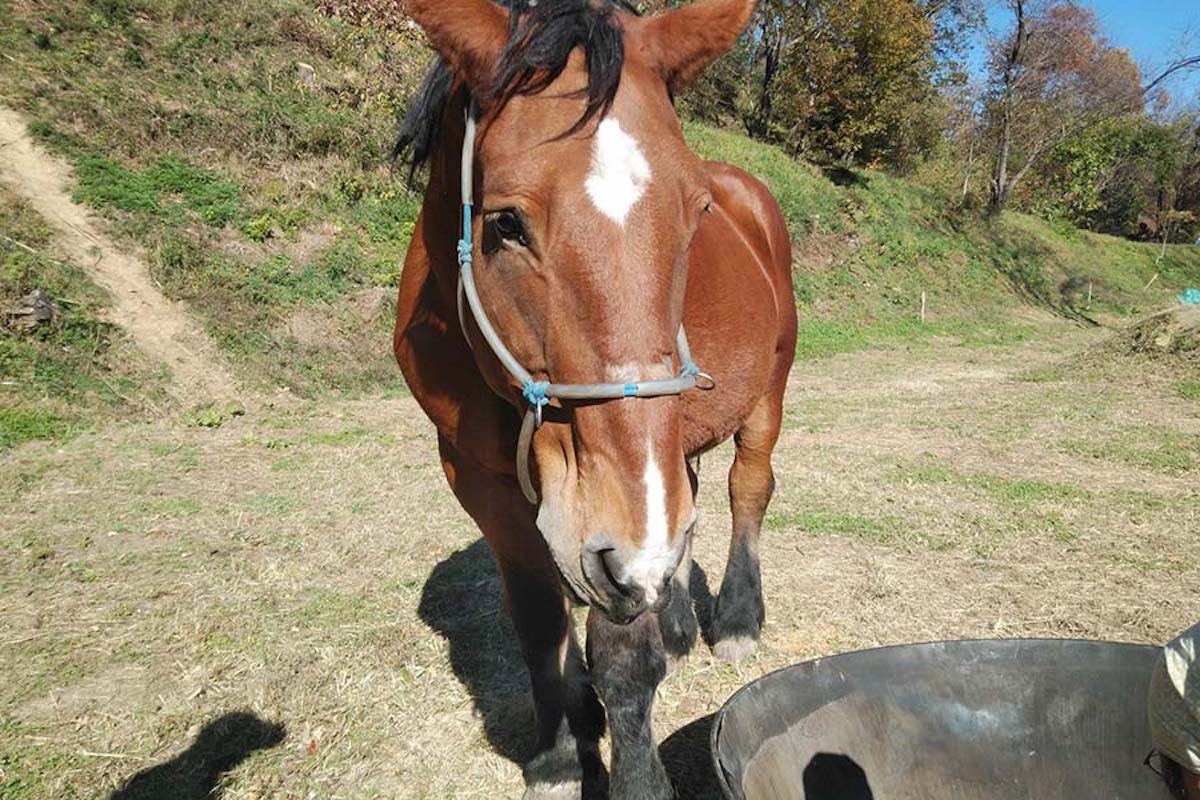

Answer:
[440,437,606,799]
[586,609,673,800]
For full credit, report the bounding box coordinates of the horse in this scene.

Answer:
[393,0,797,796]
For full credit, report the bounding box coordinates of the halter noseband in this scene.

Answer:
[455,101,714,504]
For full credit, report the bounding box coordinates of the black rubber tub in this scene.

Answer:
[711,639,1168,800]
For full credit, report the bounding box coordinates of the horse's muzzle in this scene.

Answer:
[582,538,677,625]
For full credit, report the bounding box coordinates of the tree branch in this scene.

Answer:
[1144,55,1200,95]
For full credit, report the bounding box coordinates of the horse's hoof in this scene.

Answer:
[523,779,581,800]
[713,635,757,663]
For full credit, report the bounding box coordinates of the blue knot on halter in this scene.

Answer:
[522,380,550,409]
[623,383,638,398]
[456,239,473,268]
[680,361,701,379]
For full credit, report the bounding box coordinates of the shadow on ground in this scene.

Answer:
[690,561,718,647]
[661,713,722,799]
[420,539,729,794]
[418,538,535,763]
[108,711,285,800]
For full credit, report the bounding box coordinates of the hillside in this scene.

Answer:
[2,0,1199,441]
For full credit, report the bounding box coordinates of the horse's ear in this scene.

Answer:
[405,0,509,91]
[637,0,758,94]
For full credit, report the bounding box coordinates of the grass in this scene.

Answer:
[688,121,1200,355]
[765,506,945,550]
[792,316,1033,360]
[0,190,166,450]
[1062,425,1200,476]
[0,0,427,396]
[1175,380,1200,401]
[182,401,246,429]
[1,315,1198,798]
[896,460,1089,508]
[684,122,844,237]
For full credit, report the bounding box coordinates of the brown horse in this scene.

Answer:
[394,0,796,796]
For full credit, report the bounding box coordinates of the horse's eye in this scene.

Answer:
[492,210,529,248]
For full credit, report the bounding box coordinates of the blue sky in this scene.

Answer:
[1089,0,1200,102]
[970,0,1200,110]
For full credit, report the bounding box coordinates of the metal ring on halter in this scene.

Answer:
[453,98,714,504]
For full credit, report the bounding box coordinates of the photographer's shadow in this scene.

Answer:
[109,711,285,800]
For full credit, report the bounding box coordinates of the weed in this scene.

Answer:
[183,401,245,428]
[0,407,68,450]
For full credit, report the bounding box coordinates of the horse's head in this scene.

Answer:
[408,0,756,623]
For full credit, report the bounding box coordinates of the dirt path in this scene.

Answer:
[0,106,239,404]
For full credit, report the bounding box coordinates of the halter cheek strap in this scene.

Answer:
[454,100,714,504]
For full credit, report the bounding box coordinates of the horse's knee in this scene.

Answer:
[587,612,666,706]
[586,612,672,800]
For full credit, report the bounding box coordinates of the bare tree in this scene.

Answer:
[1143,56,1200,96]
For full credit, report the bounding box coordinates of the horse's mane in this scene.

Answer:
[395,0,641,181]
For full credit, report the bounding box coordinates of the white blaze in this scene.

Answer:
[585,118,651,226]
[626,444,673,604]
[643,448,669,556]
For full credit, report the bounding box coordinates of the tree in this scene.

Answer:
[984,1,1143,212]
[738,0,965,169]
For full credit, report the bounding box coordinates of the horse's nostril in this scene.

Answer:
[599,549,638,599]
[582,542,646,609]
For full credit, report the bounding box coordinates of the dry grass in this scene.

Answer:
[1,314,1198,799]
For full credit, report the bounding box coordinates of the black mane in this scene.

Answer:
[394,0,640,181]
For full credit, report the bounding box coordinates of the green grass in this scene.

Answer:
[1175,381,1200,401]
[897,460,1088,506]
[1019,367,1065,383]
[0,191,165,450]
[73,153,244,226]
[0,0,428,397]
[684,122,844,237]
[294,586,383,628]
[1062,426,1199,476]
[0,719,88,800]
[687,123,1200,341]
[766,507,941,549]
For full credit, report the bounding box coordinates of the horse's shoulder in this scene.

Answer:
[703,161,775,210]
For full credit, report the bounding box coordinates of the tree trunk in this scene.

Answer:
[989,0,1025,214]
[747,21,782,140]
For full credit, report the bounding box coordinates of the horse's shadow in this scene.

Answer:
[417,539,536,761]
[418,539,721,774]
[108,711,285,800]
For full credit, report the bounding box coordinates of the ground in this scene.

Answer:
[2,311,1197,799]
